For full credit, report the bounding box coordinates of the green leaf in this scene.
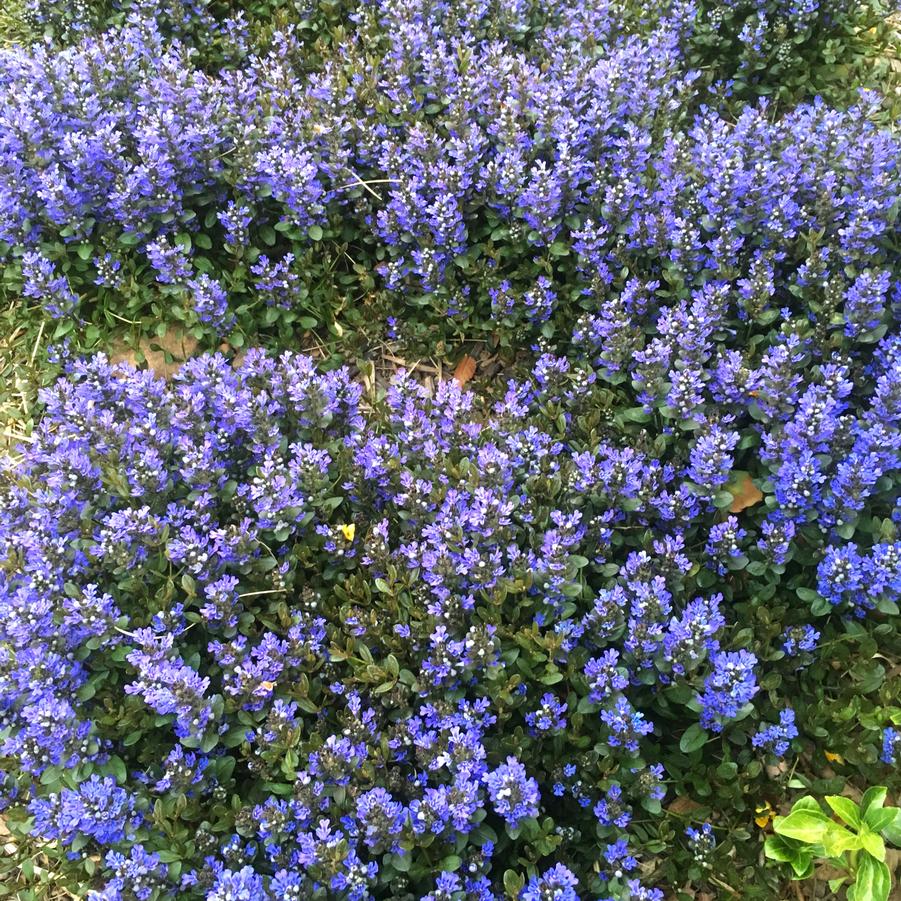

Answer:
[679,723,708,753]
[821,822,861,858]
[713,490,734,509]
[864,808,897,834]
[789,850,814,879]
[852,853,891,901]
[764,834,800,863]
[879,809,901,846]
[222,726,249,748]
[39,765,61,786]
[861,787,888,817]
[859,829,886,862]
[774,809,830,844]
[308,225,324,241]
[619,406,651,423]
[503,869,524,898]
[106,755,127,784]
[791,796,823,814]
[826,795,862,829]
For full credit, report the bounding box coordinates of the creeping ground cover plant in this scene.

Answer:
[1,0,901,898]
[1,0,899,374]
[0,324,899,898]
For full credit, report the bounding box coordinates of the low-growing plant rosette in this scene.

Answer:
[0,337,898,899]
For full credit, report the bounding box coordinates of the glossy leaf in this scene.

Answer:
[773,810,830,844]
[826,795,862,829]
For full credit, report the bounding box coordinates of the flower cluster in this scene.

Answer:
[0,339,895,897]
[0,0,899,897]
[2,0,894,351]
[752,710,799,758]
[685,823,716,870]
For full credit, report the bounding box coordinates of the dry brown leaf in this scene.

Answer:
[453,354,477,386]
[728,471,763,513]
[667,796,704,815]
[110,328,199,379]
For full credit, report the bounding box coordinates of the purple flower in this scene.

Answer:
[522,863,579,901]
[329,850,377,901]
[208,866,268,901]
[686,822,716,868]
[688,426,740,492]
[524,693,568,735]
[604,837,638,875]
[99,845,167,901]
[594,783,632,828]
[124,630,213,740]
[29,776,139,847]
[601,697,654,753]
[882,728,900,765]
[188,274,233,332]
[752,709,799,757]
[699,650,758,732]
[782,625,820,656]
[585,651,628,703]
[21,251,79,318]
[484,757,540,827]
[355,788,406,850]
[146,237,191,285]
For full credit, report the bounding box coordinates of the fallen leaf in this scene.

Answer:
[667,796,704,815]
[453,354,476,386]
[110,328,198,379]
[728,471,763,513]
[755,800,775,828]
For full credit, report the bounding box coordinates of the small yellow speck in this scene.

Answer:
[825,750,844,764]
[755,801,774,828]
[340,523,356,541]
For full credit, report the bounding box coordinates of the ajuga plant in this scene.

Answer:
[14,0,352,64]
[0,0,900,898]
[0,0,899,370]
[0,312,898,898]
[686,0,899,106]
[17,0,897,109]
